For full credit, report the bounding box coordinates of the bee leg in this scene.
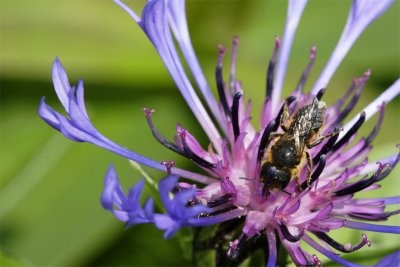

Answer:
[280,100,290,132]
[305,151,313,187]
[269,132,283,141]
[306,129,341,148]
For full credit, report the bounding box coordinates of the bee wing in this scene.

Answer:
[274,132,295,146]
[294,127,305,158]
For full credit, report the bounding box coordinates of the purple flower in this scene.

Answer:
[39,0,400,266]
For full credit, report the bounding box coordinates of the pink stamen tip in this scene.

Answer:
[227,239,239,257]
[310,46,317,59]
[178,129,187,138]
[218,45,227,55]
[376,161,391,170]
[362,234,371,247]
[351,77,360,86]
[364,69,371,78]
[311,255,322,267]
[275,36,281,47]
[143,107,155,116]
[160,160,175,174]
[235,81,242,91]
[233,36,240,44]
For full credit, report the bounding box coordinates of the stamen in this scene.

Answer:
[227,233,247,258]
[313,232,371,253]
[257,120,276,161]
[334,70,370,125]
[207,194,232,208]
[311,255,322,267]
[334,155,399,197]
[331,112,366,152]
[333,78,359,110]
[312,129,340,164]
[232,90,243,140]
[327,180,336,196]
[334,87,363,125]
[207,143,215,157]
[349,209,400,221]
[216,45,231,117]
[221,176,237,196]
[179,130,216,169]
[266,36,281,99]
[230,36,240,93]
[365,102,385,146]
[160,160,175,174]
[279,224,303,242]
[295,46,317,94]
[300,154,326,191]
[143,108,185,155]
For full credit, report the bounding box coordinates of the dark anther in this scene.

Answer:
[216,45,231,117]
[365,103,385,146]
[316,88,326,101]
[257,120,276,161]
[208,206,238,217]
[334,153,400,197]
[280,224,303,242]
[180,132,216,169]
[334,79,358,110]
[300,154,326,191]
[232,91,243,140]
[144,108,186,156]
[331,112,366,152]
[334,155,399,197]
[333,85,363,125]
[294,46,316,94]
[266,36,280,99]
[312,129,339,165]
[313,232,371,253]
[207,194,232,208]
[349,209,400,221]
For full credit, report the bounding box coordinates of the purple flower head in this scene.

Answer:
[40,0,400,266]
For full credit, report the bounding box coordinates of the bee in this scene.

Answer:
[260,97,340,191]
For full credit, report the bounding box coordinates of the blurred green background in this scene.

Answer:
[1,0,399,266]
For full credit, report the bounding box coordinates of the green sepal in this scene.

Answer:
[128,160,164,212]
